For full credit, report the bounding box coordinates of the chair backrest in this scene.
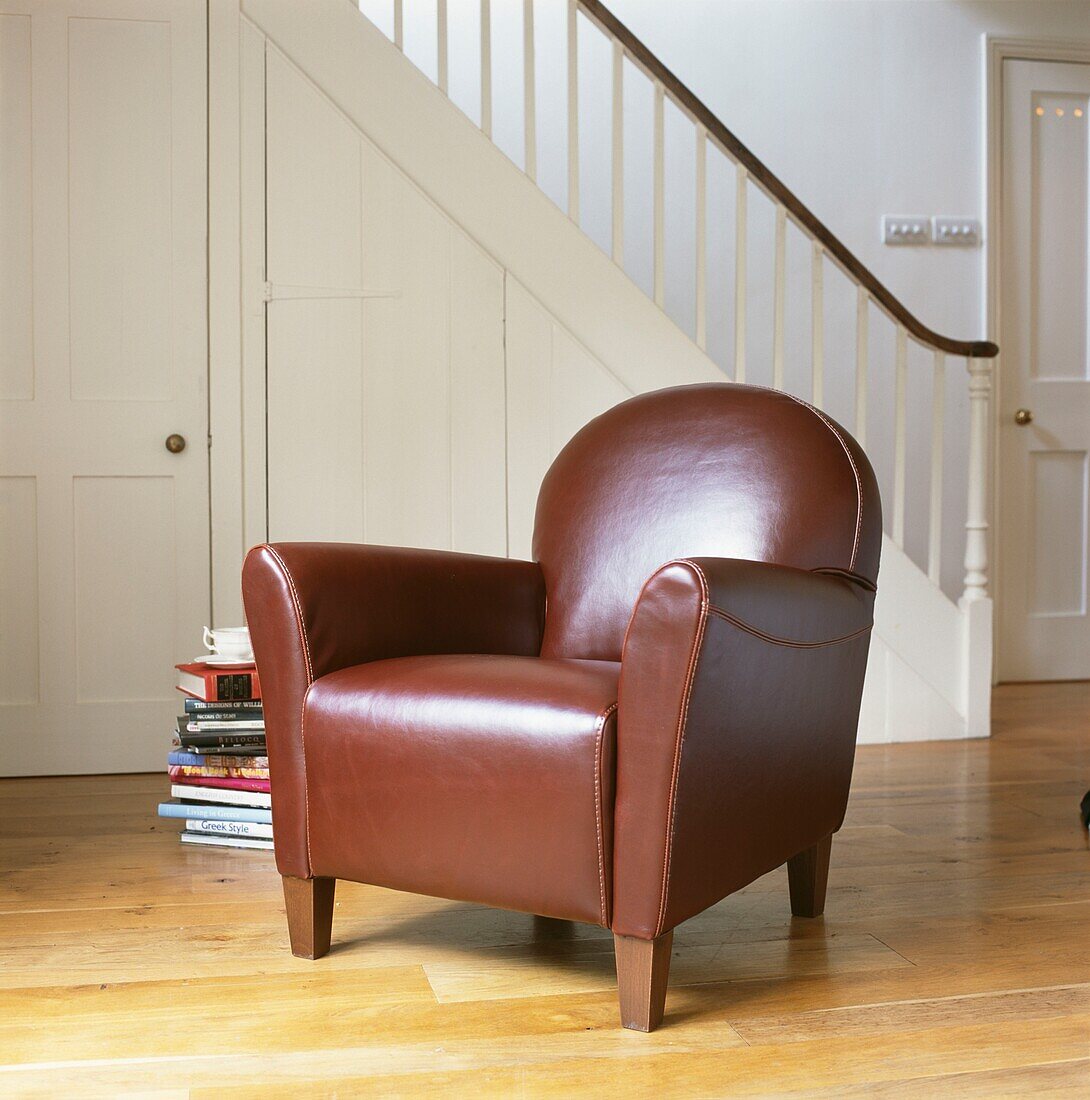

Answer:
[532,383,881,661]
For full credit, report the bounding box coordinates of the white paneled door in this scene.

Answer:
[0,1,208,774]
[999,59,1090,682]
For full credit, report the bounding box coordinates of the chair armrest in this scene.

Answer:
[242,542,546,877]
[612,556,876,938]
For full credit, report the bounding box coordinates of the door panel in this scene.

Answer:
[0,0,208,775]
[999,59,1090,681]
[68,16,175,401]
[0,15,33,401]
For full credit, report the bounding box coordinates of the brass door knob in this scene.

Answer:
[1013,409,1033,426]
[165,433,187,453]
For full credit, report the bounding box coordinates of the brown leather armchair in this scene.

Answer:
[242,382,881,1031]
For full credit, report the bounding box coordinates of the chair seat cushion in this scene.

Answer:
[300,654,620,925]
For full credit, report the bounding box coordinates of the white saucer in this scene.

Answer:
[191,654,255,668]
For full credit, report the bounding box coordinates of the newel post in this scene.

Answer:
[961,357,993,603]
[960,355,994,738]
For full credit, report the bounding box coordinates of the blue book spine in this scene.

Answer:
[167,751,206,767]
[157,801,273,824]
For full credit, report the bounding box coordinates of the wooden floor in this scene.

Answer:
[2,683,1089,1097]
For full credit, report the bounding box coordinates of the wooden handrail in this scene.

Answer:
[578,0,999,359]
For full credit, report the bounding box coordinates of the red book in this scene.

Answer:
[168,764,270,782]
[170,772,271,794]
[175,662,262,703]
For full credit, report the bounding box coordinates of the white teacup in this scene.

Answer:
[203,625,253,661]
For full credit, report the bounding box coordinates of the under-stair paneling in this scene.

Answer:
[448,233,507,557]
[267,297,365,542]
[266,48,364,542]
[358,138,451,553]
[262,42,507,555]
[505,277,632,559]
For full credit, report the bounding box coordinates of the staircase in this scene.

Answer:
[229,0,998,742]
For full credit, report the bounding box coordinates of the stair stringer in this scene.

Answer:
[240,0,986,743]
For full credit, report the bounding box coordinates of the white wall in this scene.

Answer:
[603,0,1088,334]
[358,0,1089,600]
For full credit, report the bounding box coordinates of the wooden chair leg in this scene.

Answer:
[787,833,833,918]
[282,875,335,959]
[614,930,673,1032]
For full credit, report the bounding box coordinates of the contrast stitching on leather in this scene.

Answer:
[620,558,690,659]
[299,679,316,874]
[812,566,877,593]
[655,560,709,938]
[706,604,873,648]
[265,545,314,684]
[593,702,618,928]
[263,545,316,877]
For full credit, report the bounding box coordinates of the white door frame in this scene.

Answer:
[982,35,1090,681]
[208,0,268,627]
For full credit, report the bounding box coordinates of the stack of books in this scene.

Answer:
[157,661,273,852]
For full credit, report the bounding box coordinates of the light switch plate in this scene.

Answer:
[882,215,930,246]
[933,217,981,247]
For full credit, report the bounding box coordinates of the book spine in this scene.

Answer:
[158,801,273,823]
[185,720,265,732]
[170,784,271,808]
[175,731,267,749]
[184,715,265,727]
[171,773,271,793]
[179,832,274,851]
[168,765,270,781]
[169,764,269,781]
[176,667,262,703]
[183,699,263,715]
[167,752,269,768]
[184,818,273,839]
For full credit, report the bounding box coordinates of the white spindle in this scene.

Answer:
[567,0,579,223]
[892,327,908,548]
[734,163,747,383]
[772,204,786,390]
[695,124,707,349]
[437,0,448,94]
[611,38,623,264]
[811,242,824,408]
[855,288,868,446]
[962,357,993,602]
[928,350,946,585]
[523,0,536,181]
[653,79,665,307]
[393,0,403,49]
[480,0,492,138]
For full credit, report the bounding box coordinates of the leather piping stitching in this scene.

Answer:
[812,566,877,593]
[706,604,873,648]
[748,384,865,574]
[265,545,314,684]
[655,560,709,938]
[593,702,618,928]
[619,558,693,660]
[263,545,316,876]
[299,680,316,873]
